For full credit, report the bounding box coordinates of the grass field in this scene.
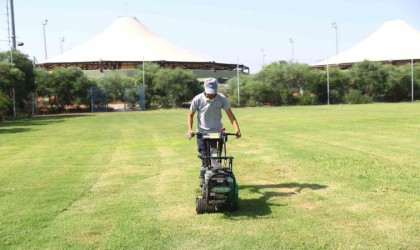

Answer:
[0,103,419,249]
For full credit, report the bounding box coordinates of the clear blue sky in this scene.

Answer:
[1,0,419,73]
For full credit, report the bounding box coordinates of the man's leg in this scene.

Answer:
[196,137,208,179]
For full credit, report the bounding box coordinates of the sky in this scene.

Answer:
[1,0,419,73]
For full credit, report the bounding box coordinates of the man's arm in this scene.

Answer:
[187,110,195,138]
[225,108,241,138]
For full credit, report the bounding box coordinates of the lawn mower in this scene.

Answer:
[189,131,239,214]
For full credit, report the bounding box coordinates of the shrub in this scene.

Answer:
[298,93,318,105]
[344,89,372,104]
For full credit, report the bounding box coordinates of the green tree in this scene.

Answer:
[153,67,200,107]
[0,50,35,117]
[317,66,350,104]
[0,61,25,119]
[397,63,420,101]
[253,61,323,105]
[134,63,161,108]
[348,61,388,101]
[254,61,289,105]
[0,89,11,120]
[36,67,92,112]
[96,74,125,102]
[226,74,270,106]
[380,64,406,102]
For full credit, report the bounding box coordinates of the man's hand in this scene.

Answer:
[186,131,194,140]
[236,130,242,138]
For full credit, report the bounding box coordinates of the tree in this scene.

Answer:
[134,63,161,108]
[36,67,92,112]
[381,64,407,102]
[251,61,324,105]
[0,61,25,118]
[225,74,271,106]
[348,61,388,101]
[254,61,289,105]
[0,50,35,117]
[317,66,350,104]
[397,63,420,101]
[153,67,201,107]
[0,89,11,120]
[96,74,125,102]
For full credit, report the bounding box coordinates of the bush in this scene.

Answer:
[153,68,201,108]
[0,90,11,120]
[297,93,318,105]
[278,88,296,105]
[329,89,344,104]
[344,89,372,104]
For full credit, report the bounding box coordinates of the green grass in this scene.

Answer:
[0,103,419,249]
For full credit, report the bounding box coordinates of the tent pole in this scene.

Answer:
[141,58,146,110]
[327,58,330,105]
[411,57,414,103]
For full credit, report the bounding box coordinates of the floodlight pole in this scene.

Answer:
[10,0,17,48]
[6,0,16,118]
[42,19,48,59]
[260,48,265,66]
[60,37,65,53]
[331,22,338,55]
[289,38,294,62]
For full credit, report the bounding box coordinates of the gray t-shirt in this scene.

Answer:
[190,93,231,133]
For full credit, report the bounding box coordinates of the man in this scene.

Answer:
[187,77,241,179]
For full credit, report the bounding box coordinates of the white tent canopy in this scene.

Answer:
[38,16,249,72]
[312,19,420,68]
[41,16,207,63]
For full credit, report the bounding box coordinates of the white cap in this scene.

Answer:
[204,78,218,94]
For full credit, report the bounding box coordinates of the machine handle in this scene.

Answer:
[187,131,238,140]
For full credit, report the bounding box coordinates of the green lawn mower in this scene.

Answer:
[190,131,239,214]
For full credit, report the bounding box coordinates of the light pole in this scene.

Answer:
[60,37,65,53]
[10,0,17,48]
[331,22,338,55]
[42,19,48,59]
[289,38,294,62]
[260,48,265,66]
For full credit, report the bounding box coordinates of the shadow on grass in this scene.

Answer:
[0,127,34,134]
[224,182,328,218]
[0,114,89,134]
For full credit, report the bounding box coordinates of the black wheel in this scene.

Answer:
[196,197,207,214]
[207,204,215,213]
[229,201,238,212]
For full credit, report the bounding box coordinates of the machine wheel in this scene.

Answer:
[196,197,207,214]
[229,201,238,212]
